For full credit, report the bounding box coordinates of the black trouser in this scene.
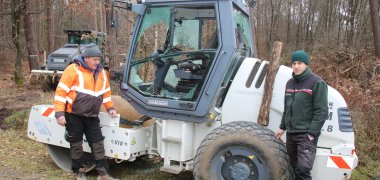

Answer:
[286,133,318,180]
[65,113,108,176]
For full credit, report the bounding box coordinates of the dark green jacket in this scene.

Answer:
[279,67,328,137]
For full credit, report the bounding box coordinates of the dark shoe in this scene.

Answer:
[79,162,96,173]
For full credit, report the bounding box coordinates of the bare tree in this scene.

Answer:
[11,0,26,84]
[46,0,55,55]
[369,0,380,57]
[23,0,39,71]
[105,0,116,69]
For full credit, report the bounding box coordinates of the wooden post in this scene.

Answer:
[258,41,283,126]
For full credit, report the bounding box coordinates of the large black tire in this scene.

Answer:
[193,121,294,180]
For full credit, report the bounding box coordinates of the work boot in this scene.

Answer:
[75,173,87,180]
[79,163,96,173]
[97,175,119,180]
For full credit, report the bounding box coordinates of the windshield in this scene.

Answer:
[233,6,252,54]
[67,34,104,46]
[129,5,218,101]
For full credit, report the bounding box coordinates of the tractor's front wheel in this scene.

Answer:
[193,121,294,180]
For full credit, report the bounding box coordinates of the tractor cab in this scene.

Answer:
[118,0,256,122]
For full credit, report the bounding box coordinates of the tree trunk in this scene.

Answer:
[337,1,342,45]
[104,0,119,95]
[369,0,380,57]
[267,0,275,55]
[100,1,105,32]
[258,41,283,126]
[94,0,98,31]
[105,0,115,69]
[0,0,4,61]
[295,0,303,49]
[347,0,358,45]
[286,0,291,45]
[11,0,25,85]
[24,0,39,71]
[46,0,55,55]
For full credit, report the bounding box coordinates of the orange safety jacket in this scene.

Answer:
[54,62,115,119]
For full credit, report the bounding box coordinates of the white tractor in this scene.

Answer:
[27,0,358,179]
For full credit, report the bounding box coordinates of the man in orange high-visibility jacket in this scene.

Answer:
[54,44,118,180]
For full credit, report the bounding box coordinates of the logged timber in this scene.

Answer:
[258,41,283,126]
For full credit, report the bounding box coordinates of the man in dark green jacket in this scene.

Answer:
[275,50,328,180]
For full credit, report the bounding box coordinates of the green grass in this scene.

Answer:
[3,109,29,130]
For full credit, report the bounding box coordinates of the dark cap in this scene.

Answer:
[291,50,309,65]
[81,43,102,57]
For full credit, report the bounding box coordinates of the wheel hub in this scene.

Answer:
[215,147,268,180]
[231,162,251,180]
[220,153,258,180]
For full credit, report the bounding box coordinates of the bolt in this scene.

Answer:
[234,160,237,163]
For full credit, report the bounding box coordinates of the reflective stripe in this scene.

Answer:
[66,97,73,104]
[73,65,84,88]
[102,70,107,90]
[58,82,71,93]
[103,97,111,103]
[73,86,111,97]
[96,87,110,97]
[54,95,66,103]
[74,86,96,96]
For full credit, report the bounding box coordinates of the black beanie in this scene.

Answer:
[81,44,102,57]
[291,50,309,65]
